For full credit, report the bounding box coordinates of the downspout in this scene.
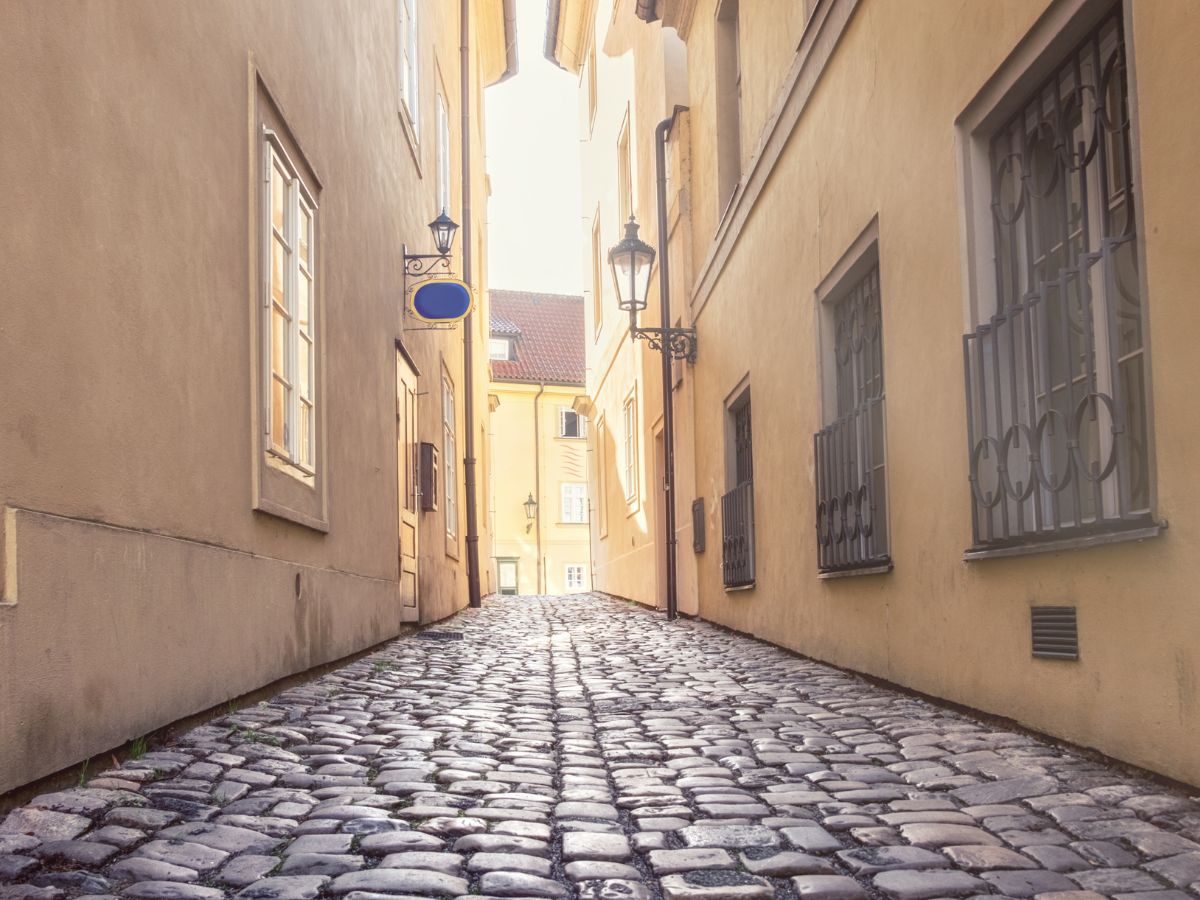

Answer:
[532,382,546,593]
[461,0,482,607]
[655,109,687,620]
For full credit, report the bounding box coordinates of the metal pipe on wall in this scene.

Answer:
[461,0,482,608]
[532,382,545,593]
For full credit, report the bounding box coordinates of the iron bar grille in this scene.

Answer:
[1031,606,1079,660]
[964,8,1151,551]
[721,481,755,588]
[816,263,890,573]
[722,398,755,587]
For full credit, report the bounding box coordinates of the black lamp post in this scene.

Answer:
[606,111,695,622]
[523,492,537,533]
[402,209,460,293]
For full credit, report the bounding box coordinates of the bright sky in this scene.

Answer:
[485,0,584,296]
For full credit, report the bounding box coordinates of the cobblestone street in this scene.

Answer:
[3,594,1199,900]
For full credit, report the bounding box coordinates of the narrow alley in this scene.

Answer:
[3,594,1198,900]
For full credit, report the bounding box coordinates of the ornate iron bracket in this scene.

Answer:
[631,326,697,363]
[402,243,454,307]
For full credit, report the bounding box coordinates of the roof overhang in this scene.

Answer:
[634,0,697,38]
[481,0,520,85]
[544,0,597,73]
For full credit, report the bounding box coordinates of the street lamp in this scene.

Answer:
[607,215,697,363]
[523,492,538,533]
[403,209,461,293]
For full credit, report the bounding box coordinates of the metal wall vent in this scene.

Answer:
[1031,606,1078,660]
[417,630,464,641]
[692,498,706,553]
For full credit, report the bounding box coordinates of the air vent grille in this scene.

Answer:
[416,630,464,641]
[692,498,705,553]
[1031,606,1078,660]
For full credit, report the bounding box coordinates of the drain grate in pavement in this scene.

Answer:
[416,630,465,641]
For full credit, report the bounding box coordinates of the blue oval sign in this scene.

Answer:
[410,279,474,323]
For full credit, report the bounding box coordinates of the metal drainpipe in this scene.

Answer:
[460,0,482,608]
[532,382,545,593]
[655,109,687,621]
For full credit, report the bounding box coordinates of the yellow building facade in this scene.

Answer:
[553,0,1200,786]
[488,291,592,596]
[0,0,512,794]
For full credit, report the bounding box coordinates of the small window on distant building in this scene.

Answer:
[562,483,588,524]
[489,337,513,361]
[559,407,587,439]
[566,564,586,591]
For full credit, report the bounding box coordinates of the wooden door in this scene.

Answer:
[397,352,420,620]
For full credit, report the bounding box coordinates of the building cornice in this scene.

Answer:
[544,0,598,73]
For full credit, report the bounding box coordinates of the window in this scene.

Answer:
[721,387,754,588]
[436,91,451,213]
[595,415,609,537]
[715,0,741,215]
[263,131,317,473]
[815,251,890,574]
[559,407,587,439]
[561,483,588,524]
[591,213,603,335]
[622,392,638,502]
[586,41,598,130]
[442,372,457,541]
[962,6,1152,553]
[565,564,586,591]
[617,111,633,223]
[397,0,419,136]
[489,337,513,361]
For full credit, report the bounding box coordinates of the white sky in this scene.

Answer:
[485,0,584,296]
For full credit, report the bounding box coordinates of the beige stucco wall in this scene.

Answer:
[576,0,700,612]
[488,382,592,595]
[671,0,1200,785]
[0,0,498,792]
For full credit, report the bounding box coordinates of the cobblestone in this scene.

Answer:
[1,594,1198,900]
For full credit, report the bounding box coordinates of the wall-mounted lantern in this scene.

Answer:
[523,492,538,533]
[607,215,697,362]
[402,209,460,295]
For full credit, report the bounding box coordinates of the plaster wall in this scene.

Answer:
[489,383,592,595]
[676,0,1200,784]
[0,0,498,791]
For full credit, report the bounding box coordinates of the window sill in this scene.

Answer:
[254,498,329,534]
[963,521,1166,562]
[724,582,756,593]
[819,560,892,579]
[558,521,589,527]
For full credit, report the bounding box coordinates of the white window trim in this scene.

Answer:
[565,564,585,591]
[398,0,419,139]
[622,392,638,503]
[262,128,318,476]
[436,91,451,213]
[443,373,458,541]
[488,337,511,361]
[561,482,588,524]
[559,406,587,439]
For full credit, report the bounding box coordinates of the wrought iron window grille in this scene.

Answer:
[722,398,755,588]
[815,263,891,574]
[963,8,1153,552]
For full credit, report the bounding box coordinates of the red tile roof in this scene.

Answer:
[489,289,586,386]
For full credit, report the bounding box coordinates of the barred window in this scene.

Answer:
[815,261,889,573]
[964,7,1151,551]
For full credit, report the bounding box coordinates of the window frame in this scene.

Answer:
[714,0,742,218]
[561,482,588,524]
[617,109,633,224]
[559,406,587,439]
[442,369,458,545]
[813,220,891,577]
[488,336,513,361]
[955,0,1159,559]
[595,414,609,538]
[397,0,420,140]
[436,89,451,213]
[262,129,318,477]
[591,211,604,337]
[565,564,586,591]
[622,389,638,506]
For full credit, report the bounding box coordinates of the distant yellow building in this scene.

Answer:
[551,0,1200,787]
[488,290,592,595]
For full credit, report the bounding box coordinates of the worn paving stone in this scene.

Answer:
[2,596,1198,900]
